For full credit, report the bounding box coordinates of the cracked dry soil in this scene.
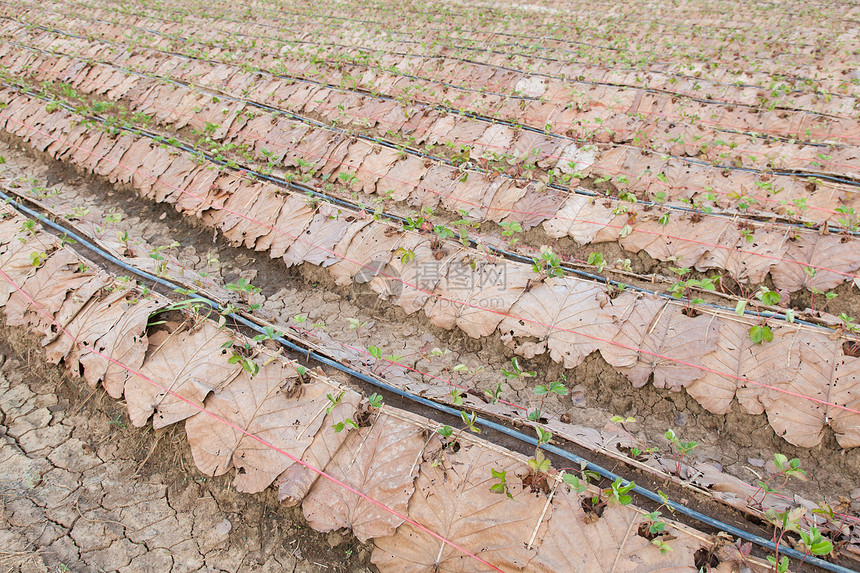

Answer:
[0,326,376,573]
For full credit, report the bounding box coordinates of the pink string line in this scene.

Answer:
[0,264,507,573]
[5,48,860,284]
[23,0,860,134]
[3,107,860,421]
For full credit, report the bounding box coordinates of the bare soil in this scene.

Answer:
[0,323,376,573]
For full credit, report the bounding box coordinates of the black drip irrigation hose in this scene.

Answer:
[0,190,855,573]
[0,80,843,331]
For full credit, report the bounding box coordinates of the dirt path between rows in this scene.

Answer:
[0,325,376,573]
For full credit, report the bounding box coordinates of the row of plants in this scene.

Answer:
[6,163,852,571]
[0,202,733,571]
[3,87,859,455]
[94,0,860,99]
[6,17,858,238]
[6,48,858,310]
[11,4,860,165]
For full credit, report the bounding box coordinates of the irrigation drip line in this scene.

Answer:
[1,80,847,331]
[5,96,860,420]
[0,191,855,573]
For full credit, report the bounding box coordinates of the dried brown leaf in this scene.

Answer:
[528,487,702,572]
[329,221,400,287]
[257,193,316,257]
[79,294,163,399]
[283,203,353,267]
[543,195,614,245]
[124,321,241,429]
[184,361,330,493]
[751,331,836,447]
[4,250,94,336]
[771,233,859,292]
[302,412,429,542]
[0,233,47,306]
[276,388,361,505]
[500,277,616,368]
[602,294,718,389]
[695,227,788,284]
[371,442,547,573]
[829,353,860,448]
[620,217,733,269]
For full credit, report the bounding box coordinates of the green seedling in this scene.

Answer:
[460,411,481,434]
[664,429,697,477]
[367,393,383,409]
[531,246,564,279]
[748,453,805,508]
[490,468,514,499]
[587,251,607,272]
[529,378,567,421]
[499,221,523,247]
[228,352,259,378]
[332,418,358,433]
[252,326,282,342]
[225,278,261,303]
[485,382,503,404]
[502,357,536,381]
[325,391,344,414]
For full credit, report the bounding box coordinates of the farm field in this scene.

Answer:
[0,0,859,571]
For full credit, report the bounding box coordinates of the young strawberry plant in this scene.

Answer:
[666,267,720,315]
[765,507,805,573]
[743,287,783,344]
[489,468,514,499]
[501,357,537,384]
[664,429,698,477]
[747,453,805,509]
[498,221,523,248]
[225,277,261,306]
[528,378,567,421]
[531,246,564,280]
[610,415,656,459]
[639,490,674,554]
